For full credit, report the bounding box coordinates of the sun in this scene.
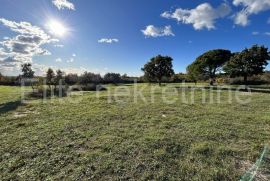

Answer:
[47,20,67,37]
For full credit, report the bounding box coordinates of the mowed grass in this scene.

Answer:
[0,84,270,180]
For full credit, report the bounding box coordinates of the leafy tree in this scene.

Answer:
[21,63,35,78]
[46,68,55,89]
[80,72,102,85]
[187,49,232,85]
[55,69,65,85]
[224,45,270,85]
[21,63,35,89]
[172,73,187,83]
[141,55,174,85]
[186,62,202,84]
[103,73,121,84]
[65,73,79,85]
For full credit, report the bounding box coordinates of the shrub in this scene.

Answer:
[103,73,121,84]
[30,85,68,98]
[69,84,107,92]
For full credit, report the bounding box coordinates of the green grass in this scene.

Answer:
[0,84,270,180]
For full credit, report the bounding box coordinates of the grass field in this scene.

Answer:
[0,84,270,180]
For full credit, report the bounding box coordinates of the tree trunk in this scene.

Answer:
[244,75,248,85]
[209,78,214,86]
[243,75,248,89]
[209,69,216,86]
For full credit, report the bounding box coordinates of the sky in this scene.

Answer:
[0,0,270,76]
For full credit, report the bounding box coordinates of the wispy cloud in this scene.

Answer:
[54,44,64,48]
[67,57,74,63]
[161,3,231,30]
[141,25,174,37]
[98,38,119,44]
[233,0,270,26]
[52,0,75,10]
[252,31,259,35]
[268,17,270,24]
[55,58,62,62]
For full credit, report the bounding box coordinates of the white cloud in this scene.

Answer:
[72,53,76,57]
[161,3,231,30]
[234,10,249,26]
[0,18,58,44]
[0,18,58,73]
[233,0,270,26]
[265,32,270,36]
[61,67,84,75]
[54,44,64,48]
[67,57,74,63]
[98,38,119,43]
[52,0,75,10]
[252,31,259,35]
[55,58,62,62]
[141,25,174,37]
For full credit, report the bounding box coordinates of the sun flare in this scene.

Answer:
[47,20,67,37]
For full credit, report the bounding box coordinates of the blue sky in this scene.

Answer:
[0,0,270,76]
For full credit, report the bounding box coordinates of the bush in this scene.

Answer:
[70,84,107,91]
[65,74,79,85]
[30,86,68,98]
[80,72,102,85]
[229,76,268,85]
[103,73,121,84]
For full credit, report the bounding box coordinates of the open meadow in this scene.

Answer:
[1,84,270,180]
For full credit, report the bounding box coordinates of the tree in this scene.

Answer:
[224,45,270,85]
[103,73,121,84]
[21,63,35,89]
[80,72,103,85]
[55,69,64,85]
[172,73,187,83]
[187,49,232,85]
[46,68,55,89]
[186,62,202,84]
[21,63,35,79]
[65,73,79,85]
[141,55,174,85]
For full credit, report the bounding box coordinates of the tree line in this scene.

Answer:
[0,65,142,86]
[0,44,269,86]
[142,44,270,85]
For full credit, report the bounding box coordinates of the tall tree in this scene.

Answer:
[65,73,79,85]
[187,49,232,85]
[186,61,202,84]
[21,63,35,79]
[142,55,174,85]
[224,45,270,85]
[55,69,64,85]
[46,68,55,89]
[21,63,35,89]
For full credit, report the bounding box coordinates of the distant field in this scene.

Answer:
[0,84,270,180]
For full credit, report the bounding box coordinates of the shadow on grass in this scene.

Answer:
[175,86,270,94]
[0,101,22,115]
